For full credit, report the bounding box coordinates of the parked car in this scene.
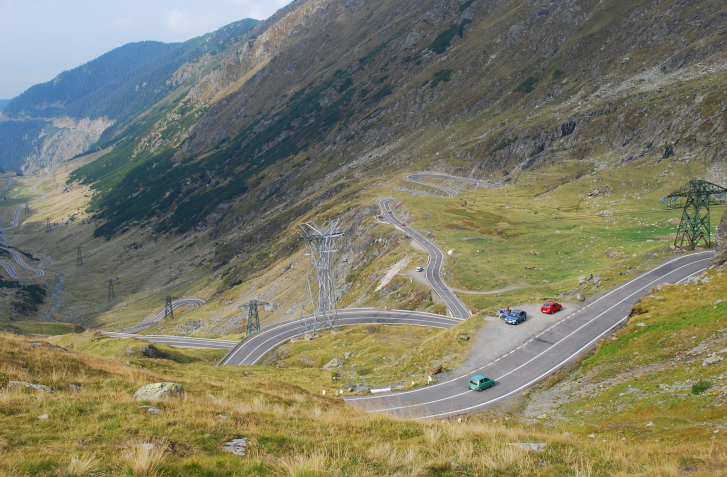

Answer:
[501,309,527,325]
[415,266,424,272]
[541,301,562,314]
[469,375,495,391]
[402,223,406,226]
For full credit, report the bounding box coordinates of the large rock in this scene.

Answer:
[323,358,343,369]
[140,344,167,359]
[712,211,727,267]
[133,382,184,401]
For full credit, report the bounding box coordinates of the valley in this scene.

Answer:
[1,0,727,474]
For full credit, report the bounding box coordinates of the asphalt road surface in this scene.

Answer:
[118,298,206,334]
[344,251,713,419]
[0,249,44,278]
[103,332,237,349]
[379,198,470,319]
[405,173,498,197]
[218,309,461,366]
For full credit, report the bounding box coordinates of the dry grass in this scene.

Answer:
[57,453,102,477]
[2,329,727,476]
[124,441,168,476]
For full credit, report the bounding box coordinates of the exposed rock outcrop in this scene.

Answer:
[712,211,727,267]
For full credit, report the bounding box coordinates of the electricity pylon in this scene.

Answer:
[24,202,29,214]
[46,218,51,233]
[665,180,727,250]
[160,296,178,320]
[299,219,344,333]
[76,246,83,266]
[239,300,269,336]
[107,279,115,301]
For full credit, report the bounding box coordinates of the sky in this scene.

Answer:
[0,0,293,99]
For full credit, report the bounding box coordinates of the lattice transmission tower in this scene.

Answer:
[107,280,115,301]
[76,246,83,266]
[46,218,51,233]
[239,300,269,336]
[299,219,344,333]
[24,202,29,214]
[161,296,177,320]
[664,180,727,250]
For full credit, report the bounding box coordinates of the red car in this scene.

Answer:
[541,301,562,314]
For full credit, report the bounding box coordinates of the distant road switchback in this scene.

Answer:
[0,167,56,279]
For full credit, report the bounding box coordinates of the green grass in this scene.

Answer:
[0,321,84,337]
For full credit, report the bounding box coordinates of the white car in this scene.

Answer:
[415,266,424,272]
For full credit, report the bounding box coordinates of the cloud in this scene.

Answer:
[166,9,191,32]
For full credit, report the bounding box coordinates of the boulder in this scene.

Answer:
[344,352,353,359]
[140,344,167,359]
[432,365,443,375]
[703,354,724,367]
[576,294,586,302]
[323,358,343,369]
[510,443,547,452]
[459,334,470,341]
[68,384,82,392]
[353,386,370,394]
[8,381,53,393]
[139,405,162,414]
[133,382,184,401]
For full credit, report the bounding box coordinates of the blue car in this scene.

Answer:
[500,309,527,325]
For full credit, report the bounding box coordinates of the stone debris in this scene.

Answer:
[344,352,353,359]
[353,386,370,394]
[16,360,27,368]
[139,405,163,415]
[703,354,724,367]
[459,334,470,341]
[140,443,155,450]
[222,438,248,457]
[68,384,82,392]
[216,413,229,421]
[30,342,67,352]
[134,382,184,401]
[636,323,646,327]
[323,358,343,369]
[510,443,547,452]
[38,414,49,420]
[8,381,53,393]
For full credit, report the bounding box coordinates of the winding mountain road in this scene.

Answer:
[218,310,461,366]
[405,173,498,197]
[0,168,55,279]
[380,198,470,319]
[117,298,206,334]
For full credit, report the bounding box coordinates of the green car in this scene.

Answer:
[468,375,495,391]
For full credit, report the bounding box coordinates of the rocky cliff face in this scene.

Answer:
[22,117,114,173]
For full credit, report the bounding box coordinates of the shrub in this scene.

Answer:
[513,76,538,93]
[692,380,712,395]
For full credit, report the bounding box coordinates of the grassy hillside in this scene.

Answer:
[2,318,727,475]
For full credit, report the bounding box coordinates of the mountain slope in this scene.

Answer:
[0,19,258,172]
[70,0,727,245]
